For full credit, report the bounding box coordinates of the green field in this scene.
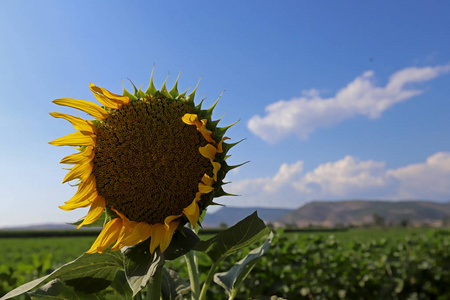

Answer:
[1,228,449,299]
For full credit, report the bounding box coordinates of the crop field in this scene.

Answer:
[1,228,449,299]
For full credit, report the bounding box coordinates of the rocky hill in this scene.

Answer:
[202,207,293,228]
[279,200,450,227]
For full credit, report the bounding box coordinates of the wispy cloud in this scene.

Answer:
[226,152,450,208]
[248,65,450,143]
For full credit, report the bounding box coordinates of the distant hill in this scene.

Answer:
[202,207,293,228]
[279,200,450,227]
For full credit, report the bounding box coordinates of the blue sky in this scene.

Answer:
[1,1,449,227]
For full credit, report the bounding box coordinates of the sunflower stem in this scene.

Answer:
[185,251,200,300]
[198,259,222,300]
[146,266,162,300]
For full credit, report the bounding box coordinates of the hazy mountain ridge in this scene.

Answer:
[202,207,293,228]
[4,200,450,230]
[280,200,450,227]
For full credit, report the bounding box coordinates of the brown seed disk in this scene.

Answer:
[92,96,212,224]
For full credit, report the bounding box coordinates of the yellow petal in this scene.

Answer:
[89,83,130,109]
[194,192,203,201]
[217,137,230,153]
[183,201,200,227]
[199,144,217,161]
[182,113,199,125]
[212,162,221,182]
[60,190,97,211]
[201,174,214,186]
[65,175,97,204]
[76,196,105,229]
[49,112,96,133]
[150,224,165,254]
[53,98,109,120]
[112,222,153,251]
[164,214,182,228]
[62,160,93,183]
[112,208,133,232]
[90,83,130,104]
[199,183,214,194]
[160,220,179,253]
[60,147,94,165]
[49,131,96,147]
[198,119,215,143]
[87,218,122,254]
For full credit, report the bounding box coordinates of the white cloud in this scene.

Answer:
[248,65,450,142]
[293,156,395,198]
[226,152,450,209]
[387,152,450,200]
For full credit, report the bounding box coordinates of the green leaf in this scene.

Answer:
[0,251,123,300]
[29,279,101,300]
[214,232,274,298]
[109,270,133,300]
[122,242,164,296]
[194,212,270,262]
[163,227,200,261]
[161,268,190,300]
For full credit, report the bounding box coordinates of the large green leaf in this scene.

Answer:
[1,251,123,300]
[28,279,101,300]
[109,270,133,300]
[194,212,270,262]
[214,232,274,298]
[161,268,190,300]
[122,242,164,296]
[164,227,200,261]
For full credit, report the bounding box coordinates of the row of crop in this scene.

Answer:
[183,229,450,299]
[2,229,450,299]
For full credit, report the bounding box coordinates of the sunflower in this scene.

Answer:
[49,71,238,255]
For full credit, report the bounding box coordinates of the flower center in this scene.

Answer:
[92,95,212,224]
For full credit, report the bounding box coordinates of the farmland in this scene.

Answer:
[1,228,449,299]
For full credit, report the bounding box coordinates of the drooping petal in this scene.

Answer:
[112,208,134,232]
[53,98,109,120]
[60,147,94,165]
[183,201,200,227]
[199,144,217,161]
[62,160,93,183]
[111,220,140,252]
[212,162,221,181]
[49,112,96,133]
[164,214,182,228]
[160,220,180,253]
[199,183,214,194]
[216,137,230,153]
[76,196,106,229]
[49,131,95,147]
[87,218,123,254]
[150,224,165,254]
[198,119,215,143]
[199,173,215,194]
[112,222,153,251]
[89,83,130,109]
[201,174,214,186]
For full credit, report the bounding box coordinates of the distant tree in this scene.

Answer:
[285,222,298,229]
[442,214,450,227]
[373,213,385,228]
[400,215,410,228]
[219,222,228,229]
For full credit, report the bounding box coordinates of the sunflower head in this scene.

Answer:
[49,71,240,254]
